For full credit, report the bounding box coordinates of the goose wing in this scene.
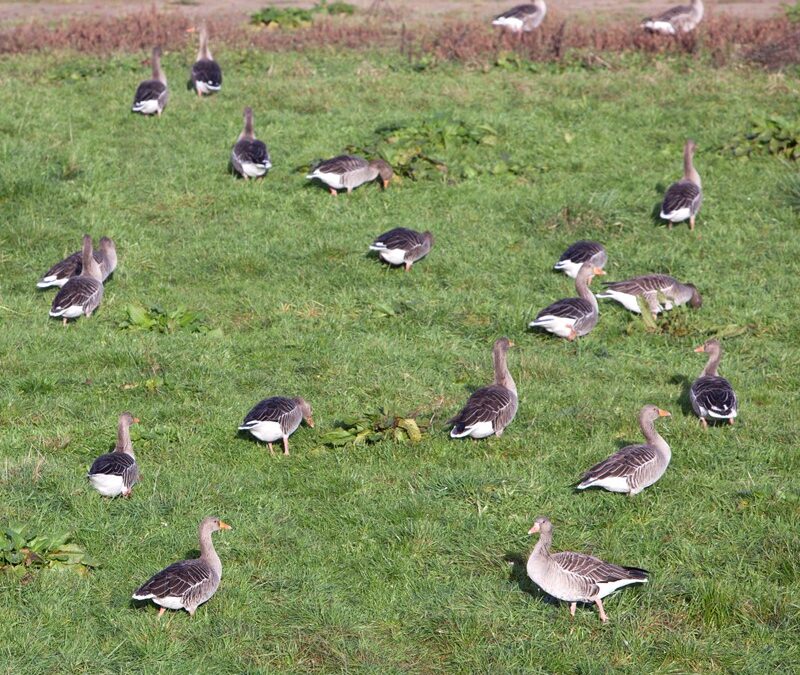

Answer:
[448,385,515,431]
[690,376,737,418]
[579,444,656,485]
[553,551,648,585]
[192,59,222,88]
[88,452,134,477]
[38,251,82,287]
[495,4,538,20]
[133,79,167,105]
[50,277,103,315]
[536,297,594,321]
[651,3,692,22]
[602,274,675,295]
[661,179,701,217]
[371,228,422,251]
[233,139,270,166]
[133,558,214,602]
[557,240,605,265]
[311,155,368,175]
[242,396,301,433]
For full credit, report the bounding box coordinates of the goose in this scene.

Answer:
[87,412,140,498]
[369,228,434,271]
[530,262,605,340]
[132,516,231,618]
[492,2,547,33]
[553,240,607,279]
[449,337,517,439]
[238,397,314,455]
[231,107,272,179]
[526,516,648,623]
[306,155,393,195]
[49,234,104,325]
[660,140,702,230]
[642,0,704,35]
[189,24,222,97]
[577,405,671,496]
[690,339,738,428]
[132,47,168,116]
[597,274,701,316]
[37,236,116,288]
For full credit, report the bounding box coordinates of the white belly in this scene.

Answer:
[451,420,494,439]
[707,407,737,419]
[241,162,268,178]
[377,248,406,266]
[553,260,582,278]
[661,206,690,222]
[492,17,524,32]
[50,304,84,318]
[579,475,631,493]
[644,20,676,35]
[133,99,160,115]
[596,577,646,599]
[596,290,645,314]
[38,276,68,289]
[89,473,124,497]
[241,420,284,443]
[308,171,345,189]
[195,81,220,95]
[530,316,577,338]
[153,596,185,610]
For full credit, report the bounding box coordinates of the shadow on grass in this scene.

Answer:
[504,551,564,608]
[670,373,694,416]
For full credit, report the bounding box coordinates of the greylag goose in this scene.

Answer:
[492,2,547,33]
[369,228,434,271]
[577,405,671,496]
[239,397,314,455]
[529,262,605,340]
[642,0,704,35]
[690,339,738,428]
[660,140,702,230]
[449,338,517,439]
[87,412,140,498]
[597,274,701,316]
[553,240,607,279]
[189,25,222,97]
[37,236,116,288]
[231,107,272,179]
[132,47,168,116]
[526,517,648,623]
[49,235,104,325]
[132,516,231,618]
[306,155,393,195]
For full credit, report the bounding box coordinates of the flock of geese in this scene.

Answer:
[34,2,739,623]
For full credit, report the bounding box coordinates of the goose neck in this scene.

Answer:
[640,415,670,457]
[493,346,516,395]
[199,526,222,577]
[575,272,599,310]
[116,418,134,455]
[684,147,701,186]
[702,349,721,377]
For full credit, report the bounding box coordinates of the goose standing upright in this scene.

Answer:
[577,405,671,496]
[530,262,605,340]
[369,228,434,271]
[87,412,140,498]
[49,235,104,325]
[492,2,547,33]
[449,337,517,439]
[231,107,272,179]
[37,236,116,288]
[190,24,222,97]
[306,155,393,195]
[132,47,168,116]
[238,397,314,455]
[642,0,704,35]
[132,517,231,618]
[597,274,702,316]
[690,339,738,428]
[660,140,702,230]
[526,516,648,623]
[553,240,607,279]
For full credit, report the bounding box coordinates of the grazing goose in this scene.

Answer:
[492,2,547,33]
[526,516,648,623]
[553,240,607,279]
[449,337,517,439]
[231,107,272,179]
[189,25,222,97]
[132,516,231,618]
[238,397,314,455]
[306,155,393,195]
[597,274,701,316]
[369,228,434,271]
[577,405,671,496]
[132,47,168,116]
[37,236,116,288]
[690,339,738,428]
[49,235,104,325]
[660,140,702,230]
[87,412,140,498]
[530,262,605,340]
[642,0,704,35]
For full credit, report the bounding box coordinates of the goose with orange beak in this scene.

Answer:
[690,339,738,428]
[133,517,231,617]
[530,262,605,340]
[577,405,671,496]
[87,412,140,497]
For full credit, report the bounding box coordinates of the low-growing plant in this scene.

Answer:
[321,408,428,447]
[119,304,222,335]
[727,114,800,160]
[784,2,800,23]
[2,525,98,577]
[251,2,355,28]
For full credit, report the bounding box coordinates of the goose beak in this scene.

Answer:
[508,340,515,348]
[218,521,232,530]
[382,178,390,189]
[593,267,606,275]
[693,345,705,353]
[658,409,671,417]
[132,417,140,424]
[528,523,540,535]
[306,416,315,428]
[186,26,197,33]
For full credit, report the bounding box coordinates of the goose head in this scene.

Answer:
[369,159,394,189]
[528,516,552,535]
[296,397,315,428]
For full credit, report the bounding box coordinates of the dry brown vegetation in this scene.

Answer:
[0,8,797,69]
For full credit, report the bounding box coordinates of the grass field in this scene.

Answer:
[1,47,799,672]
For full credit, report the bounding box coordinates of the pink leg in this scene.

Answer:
[282,437,290,456]
[329,187,337,196]
[595,598,609,623]
[267,442,275,455]
[62,318,68,326]
[729,418,735,426]
[569,602,576,618]
[158,607,166,618]
[700,418,708,430]
[689,215,695,231]
[404,261,412,272]
[567,328,577,341]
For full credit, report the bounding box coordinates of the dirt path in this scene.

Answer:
[0,0,786,24]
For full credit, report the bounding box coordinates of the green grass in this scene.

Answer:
[0,48,799,672]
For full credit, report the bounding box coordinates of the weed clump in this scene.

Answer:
[2,525,98,578]
[726,115,800,160]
